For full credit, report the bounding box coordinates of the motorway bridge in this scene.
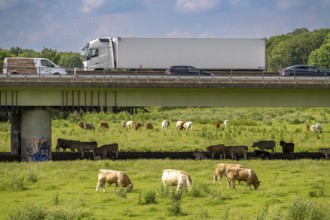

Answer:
[1,74,330,161]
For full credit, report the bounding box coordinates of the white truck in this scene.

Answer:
[82,37,266,70]
[3,57,67,75]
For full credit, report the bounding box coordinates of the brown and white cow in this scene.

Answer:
[319,148,330,159]
[96,169,133,192]
[226,146,248,160]
[311,123,322,133]
[71,141,97,158]
[85,122,95,130]
[96,143,119,159]
[121,121,127,128]
[207,144,226,159]
[227,167,260,190]
[162,169,192,191]
[176,120,185,130]
[213,163,244,183]
[55,138,78,152]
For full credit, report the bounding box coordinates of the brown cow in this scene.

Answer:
[144,122,153,129]
[227,167,260,190]
[176,120,185,130]
[55,138,78,152]
[96,169,133,192]
[304,123,310,132]
[213,163,243,183]
[215,122,221,129]
[99,121,109,129]
[96,143,119,159]
[207,144,226,159]
[71,141,97,158]
[78,122,85,129]
[135,122,142,130]
[226,146,248,160]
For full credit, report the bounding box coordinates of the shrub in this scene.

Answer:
[287,197,328,220]
[143,190,157,204]
[168,191,183,216]
[8,203,47,220]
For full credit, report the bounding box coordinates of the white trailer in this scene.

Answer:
[82,37,265,70]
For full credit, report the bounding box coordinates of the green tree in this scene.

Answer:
[59,52,83,68]
[0,48,11,67]
[308,33,330,69]
[41,48,60,64]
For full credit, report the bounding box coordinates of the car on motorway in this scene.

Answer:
[279,65,330,77]
[165,66,214,76]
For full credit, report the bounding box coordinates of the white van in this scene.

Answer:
[3,57,67,75]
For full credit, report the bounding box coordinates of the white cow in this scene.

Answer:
[126,121,134,128]
[161,120,170,130]
[183,121,193,130]
[224,120,230,127]
[311,123,322,133]
[161,169,192,191]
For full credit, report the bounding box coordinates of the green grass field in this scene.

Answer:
[0,159,329,219]
[2,107,329,153]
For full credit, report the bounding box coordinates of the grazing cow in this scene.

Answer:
[96,143,119,159]
[213,163,243,183]
[85,122,95,130]
[193,151,207,160]
[135,122,142,130]
[78,122,85,129]
[304,123,310,132]
[96,169,133,192]
[226,146,248,160]
[99,121,109,129]
[55,138,78,152]
[144,122,153,129]
[319,148,330,159]
[252,140,276,152]
[126,121,134,128]
[224,120,230,127]
[254,150,271,159]
[183,121,193,130]
[227,167,260,190]
[215,122,221,129]
[311,123,322,133]
[161,120,170,130]
[279,141,294,154]
[71,141,97,158]
[176,120,185,130]
[161,169,192,191]
[121,121,127,128]
[207,144,226,159]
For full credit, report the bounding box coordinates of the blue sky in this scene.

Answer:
[0,0,329,52]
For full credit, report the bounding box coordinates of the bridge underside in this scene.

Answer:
[1,87,330,109]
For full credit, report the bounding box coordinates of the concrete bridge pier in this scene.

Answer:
[18,107,52,162]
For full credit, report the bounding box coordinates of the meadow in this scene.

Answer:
[1,107,329,153]
[0,159,329,220]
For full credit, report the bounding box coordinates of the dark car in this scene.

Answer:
[165,66,214,76]
[279,65,329,76]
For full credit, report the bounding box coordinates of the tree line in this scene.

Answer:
[0,27,329,72]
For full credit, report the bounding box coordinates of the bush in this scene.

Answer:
[8,203,47,220]
[168,191,183,216]
[143,190,157,204]
[287,197,328,220]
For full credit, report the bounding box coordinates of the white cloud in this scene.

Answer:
[229,0,250,8]
[80,0,104,13]
[175,0,219,13]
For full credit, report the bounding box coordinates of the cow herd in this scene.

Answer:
[95,163,260,194]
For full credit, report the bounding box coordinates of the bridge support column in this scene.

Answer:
[21,107,52,162]
[11,110,21,157]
